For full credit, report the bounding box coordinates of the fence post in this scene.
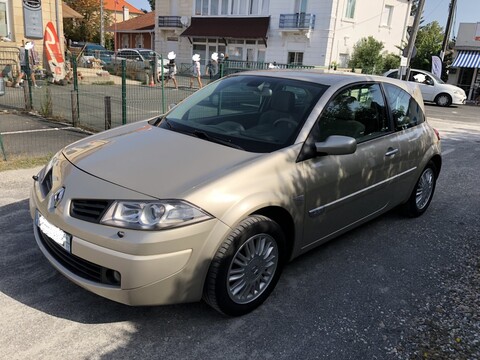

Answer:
[104,96,111,130]
[0,131,6,161]
[161,55,165,114]
[25,48,33,110]
[121,59,126,125]
[219,62,224,78]
[71,90,78,127]
[72,57,80,120]
[23,84,32,111]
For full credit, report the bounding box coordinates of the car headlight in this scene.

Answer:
[101,200,213,230]
[454,89,465,96]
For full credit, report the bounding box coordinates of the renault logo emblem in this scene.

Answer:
[50,187,65,209]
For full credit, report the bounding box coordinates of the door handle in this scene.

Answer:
[385,148,399,157]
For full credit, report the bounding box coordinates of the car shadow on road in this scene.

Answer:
[0,197,453,359]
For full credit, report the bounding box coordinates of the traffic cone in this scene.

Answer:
[149,75,155,87]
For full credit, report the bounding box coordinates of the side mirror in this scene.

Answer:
[315,135,357,155]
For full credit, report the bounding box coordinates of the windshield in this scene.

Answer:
[155,74,328,153]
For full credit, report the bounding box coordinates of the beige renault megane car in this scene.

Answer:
[30,70,441,316]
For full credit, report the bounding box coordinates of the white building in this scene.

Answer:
[449,23,480,101]
[155,0,412,68]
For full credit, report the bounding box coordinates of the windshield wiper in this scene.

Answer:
[191,130,244,150]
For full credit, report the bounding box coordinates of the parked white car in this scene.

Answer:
[384,68,466,107]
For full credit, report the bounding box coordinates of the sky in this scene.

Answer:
[128,0,151,12]
[127,0,479,39]
[423,0,479,38]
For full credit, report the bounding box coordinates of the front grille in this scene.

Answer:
[71,199,112,223]
[37,226,120,287]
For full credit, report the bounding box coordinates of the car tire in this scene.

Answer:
[435,93,452,107]
[203,215,286,316]
[402,161,437,217]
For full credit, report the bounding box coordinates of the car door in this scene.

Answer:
[299,83,403,251]
[409,70,435,102]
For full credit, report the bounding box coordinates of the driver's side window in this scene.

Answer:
[317,83,389,142]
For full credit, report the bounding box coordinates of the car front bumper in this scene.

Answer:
[29,155,231,306]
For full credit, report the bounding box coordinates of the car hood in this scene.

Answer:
[62,121,261,199]
[442,83,465,93]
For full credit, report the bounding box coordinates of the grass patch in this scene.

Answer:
[0,155,50,172]
[91,81,115,85]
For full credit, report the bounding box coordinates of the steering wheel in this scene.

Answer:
[273,118,297,127]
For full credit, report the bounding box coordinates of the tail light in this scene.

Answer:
[433,128,440,141]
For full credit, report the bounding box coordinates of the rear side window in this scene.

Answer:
[384,83,425,130]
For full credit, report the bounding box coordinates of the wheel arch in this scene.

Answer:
[252,206,295,262]
[430,154,442,176]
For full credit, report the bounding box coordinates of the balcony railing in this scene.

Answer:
[279,13,315,30]
[158,16,183,28]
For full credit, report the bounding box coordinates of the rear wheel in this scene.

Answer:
[435,93,452,107]
[402,161,437,217]
[203,215,285,316]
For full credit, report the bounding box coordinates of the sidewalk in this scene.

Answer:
[0,166,42,207]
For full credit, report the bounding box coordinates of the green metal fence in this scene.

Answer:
[0,49,315,161]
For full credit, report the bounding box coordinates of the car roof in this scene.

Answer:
[232,69,425,111]
[235,69,412,88]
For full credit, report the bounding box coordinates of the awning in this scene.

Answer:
[181,17,270,44]
[451,50,480,68]
[62,2,83,19]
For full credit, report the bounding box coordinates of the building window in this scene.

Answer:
[196,0,268,16]
[381,5,393,27]
[0,1,10,38]
[344,0,356,19]
[294,0,307,13]
[288,52,303,65]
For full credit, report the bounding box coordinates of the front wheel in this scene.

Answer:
[435,93,452,107]
[402,161,437,217]
[203,215,286,316]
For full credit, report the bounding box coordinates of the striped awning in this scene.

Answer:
[451,50,480,68]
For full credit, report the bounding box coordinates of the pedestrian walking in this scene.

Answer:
[14,40,41,88]
[189,54,203,89]
[164,51,178,89]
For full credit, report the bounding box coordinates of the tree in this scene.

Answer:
[64,0,113,45]
[348,36,385,74]
[382,53,401,73]
[410,21,444,71]
[148,0,155,11]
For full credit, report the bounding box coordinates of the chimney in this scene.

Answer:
[123,6,130,21]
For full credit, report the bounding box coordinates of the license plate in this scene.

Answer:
[36,212,71,253]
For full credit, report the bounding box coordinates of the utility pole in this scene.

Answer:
[401,0,425,80]
[100,0,105,47]
[440,0,457,60]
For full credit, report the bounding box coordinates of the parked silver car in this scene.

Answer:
[30,70,441,316]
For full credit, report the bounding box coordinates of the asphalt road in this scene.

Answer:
[0,105,479,359]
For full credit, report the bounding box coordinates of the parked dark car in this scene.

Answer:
[70,42,114,65]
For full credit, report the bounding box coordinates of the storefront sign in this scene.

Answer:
[23,0,43,39]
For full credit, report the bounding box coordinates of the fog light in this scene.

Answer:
[105,269,121,285]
